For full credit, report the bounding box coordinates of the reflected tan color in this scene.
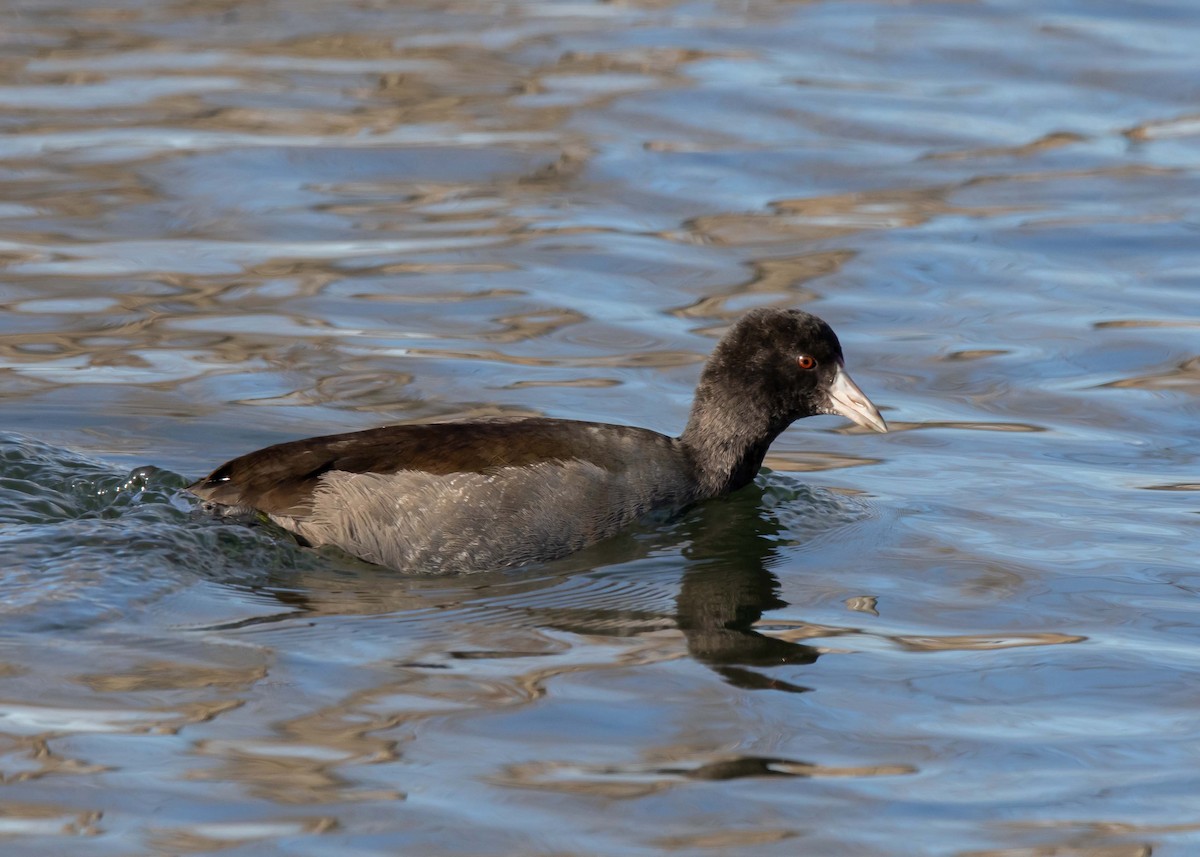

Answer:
[147,818,338,855]
[756,621,1086,653]
[921,130,1087,161]
[76,662,268,693]
[1100,356,1200,393]
[497,754,916,799]
[0,802,103,837]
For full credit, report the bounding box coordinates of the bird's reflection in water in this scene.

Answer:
[539,481,823,692]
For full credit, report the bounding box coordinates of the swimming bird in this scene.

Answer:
[189,308,887,573]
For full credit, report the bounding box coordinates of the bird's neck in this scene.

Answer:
[680,383,783,499]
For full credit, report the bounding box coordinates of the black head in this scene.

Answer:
[697,307,888,434]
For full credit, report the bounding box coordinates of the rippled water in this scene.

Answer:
[1,1,1198,854]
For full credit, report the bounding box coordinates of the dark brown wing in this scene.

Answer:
[187,417,682,517]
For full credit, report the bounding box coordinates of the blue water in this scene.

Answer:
[0,1,1198,854]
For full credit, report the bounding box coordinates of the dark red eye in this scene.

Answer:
[796,354,817,370]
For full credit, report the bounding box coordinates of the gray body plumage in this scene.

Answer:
[277,453,695,573]
[190,418,704,574]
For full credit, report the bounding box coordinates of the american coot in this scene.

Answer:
[189,308,887,573]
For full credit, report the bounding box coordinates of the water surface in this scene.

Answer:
[1,1,1199,854]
